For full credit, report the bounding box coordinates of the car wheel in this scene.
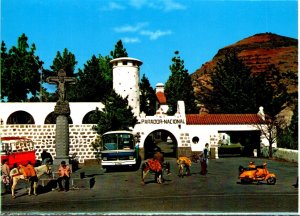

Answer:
[267,177,276,185]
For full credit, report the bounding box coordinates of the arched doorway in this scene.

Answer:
[45,112,73,124]
[7,111,35,124]
[82,109,101,124]
[144,129,177,159]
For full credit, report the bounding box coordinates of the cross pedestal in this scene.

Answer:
[46,69,76,168]
[53,114,70,166]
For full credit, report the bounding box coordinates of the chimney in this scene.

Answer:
[155,83,164,93]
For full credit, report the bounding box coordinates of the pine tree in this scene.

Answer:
[139,74,156,115]
[45,48,78,101]
[93,91,137,135]
[67,55,111,102]
[1,34,42,102]
[50,48,77,77]
[198,51,273,114]
[110,40,128,59]
[164,51,198,114]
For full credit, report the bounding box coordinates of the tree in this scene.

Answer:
[164,51,198,114]
[276,113,298,150]
[90,134,102,163]
[263,64,291,116]
[1,34,42,102]
[110,40,128,59]
[67,55,111,102]
[139,74,156,115]
[260,65,296,150]
[198,51,274,114]
[50,48,77,77]
[93,91,137,135]
[46,48,78,101]
[255,108,286,158]
[98,55,113,91]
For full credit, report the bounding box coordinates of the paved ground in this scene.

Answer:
[1,156,298,215]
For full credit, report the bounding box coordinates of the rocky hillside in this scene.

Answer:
[192,33,298,94]
[191,33,298,127]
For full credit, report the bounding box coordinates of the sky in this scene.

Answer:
[1,0,298,92]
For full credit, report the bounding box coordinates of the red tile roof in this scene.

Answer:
[156,92,167,104]
[186,114,263,125]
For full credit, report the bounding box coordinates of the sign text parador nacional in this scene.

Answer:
[140,118,185,124]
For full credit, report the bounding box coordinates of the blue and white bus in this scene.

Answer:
[101,131,139,170]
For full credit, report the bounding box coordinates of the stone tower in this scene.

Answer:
[110,57,143,117]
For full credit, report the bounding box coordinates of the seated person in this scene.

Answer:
[57,161,71,192]
[248,161,256,170]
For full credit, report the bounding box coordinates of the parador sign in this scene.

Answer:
[140,118,185,124]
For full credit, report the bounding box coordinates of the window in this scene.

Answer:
[192,136,199,144]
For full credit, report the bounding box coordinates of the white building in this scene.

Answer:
[0,56,273,163]
[110,57,142,117]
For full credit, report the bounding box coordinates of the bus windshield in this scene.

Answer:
[102,133,134,150]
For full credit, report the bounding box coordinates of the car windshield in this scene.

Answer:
[102,133,134,150]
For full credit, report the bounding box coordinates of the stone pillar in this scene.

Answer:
[139,148,145,161]
[53,101,71,167]
[178,147,192,158]
[54,115,70,165]
[209,146,219,159]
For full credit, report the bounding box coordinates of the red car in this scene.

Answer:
[1,137,36,169]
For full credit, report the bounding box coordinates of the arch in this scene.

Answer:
[143,129,178,159]
[82,109,101,124]
[44,112,73,124]
[7,111,35,124]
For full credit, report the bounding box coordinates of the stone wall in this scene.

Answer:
[273,148,298,163]
[1,124,98,164]
[179,132,191,148]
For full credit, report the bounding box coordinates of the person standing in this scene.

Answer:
[200,152,206,175]
[203,143,209,174]
[26,161,38,195]
[204,143,209,163]
[57,161,71,192]
[1,159,11,194]
[153,148,171,175]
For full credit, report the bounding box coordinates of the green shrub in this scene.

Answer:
[260,146,278,158]
[218,143,244,155]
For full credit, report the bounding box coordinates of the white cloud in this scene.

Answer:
[163,0,186,12]
[128,0,186,11]
[100,2,125,11]
[113,22,149,33]
[140,30,172,40]
[114,22,172,42]
[122,37,141,44]
[128,0,150,9]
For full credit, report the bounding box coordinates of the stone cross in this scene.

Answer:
[46,69,76,167]
[46,69,76,102]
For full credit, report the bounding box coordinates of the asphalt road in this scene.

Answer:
[1,157,298,215]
